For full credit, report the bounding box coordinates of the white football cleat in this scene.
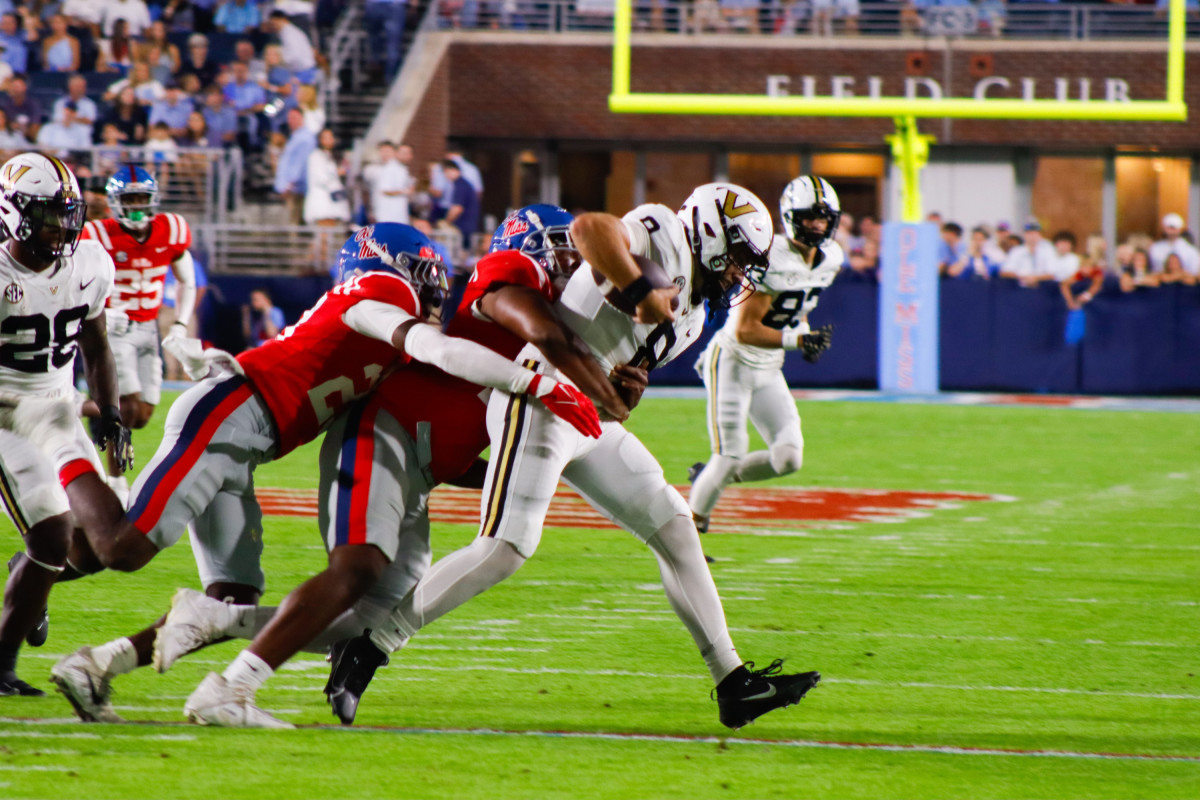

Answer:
[49,647,124,723]
[184,672,293,729]
[153,588,239,673]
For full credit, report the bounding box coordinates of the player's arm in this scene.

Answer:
[446,458,489,489]
[344,301,602,437]
[78,314,133,470]
[168,249,197,330]
[570,212,677,324]
[478,284,630,422]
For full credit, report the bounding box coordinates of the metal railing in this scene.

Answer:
[325,0,369,129]
[194,223,348,275]
[417,0,1190,40]
[10,146,245,224]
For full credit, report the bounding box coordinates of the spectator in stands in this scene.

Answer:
[181,109,211,147]
[223,59,267,147]
[1050,230,1080,281]
[364,0,408,79]
[1059,234,1104,310]
[296,82,323,132]
[837,0,860,34]
[177,33,221,91]
[859,214,879,248]
[1149,213,1200,277]
[102,0,151,38]
[946,225,997,279]
[142,20,181,82]
[365,140,413,224]
[164,0,219,34]
[62,0,102,38]
[149,80,194,140]
[36,99,91,151]
[0,73,41,140]
[983,220,1008,264]
[105,59,165,106]
[201,84,238,147]
[274,106,316,224]
[233,38,266,83]
[446,148,483,195]
[847,236,880,276]
[52,74,97,127]
[266,10,316,82]
[98,84,148,144]
[720,0,760,32]
[95,122,128,175]
[305,127,351,262]
[0,45,12,90]
[833,210,855,252]
[0,12,32,73]
[1119,248,1158,292]
[145,120,179,189]
[1000,218,1058,285]
[978,0,1005,36]
[242,287,284,348]
[1159,252,1197,286]
[215,0,263,34]
[259,43,296,129]
[436,158,480,250]
[937,221,966,274]
[811,0,835,36]
[41,13,80,73]
[0,107,30,153]
[98,18,136,74]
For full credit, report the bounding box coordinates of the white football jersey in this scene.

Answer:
[714,237,842,370]
[0,239,114,397]
[557,204,708,374]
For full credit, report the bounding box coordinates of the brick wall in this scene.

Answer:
[407,37,1198,150]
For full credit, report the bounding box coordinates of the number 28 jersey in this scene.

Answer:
[713,237,841,370]
[0,240,114,397]
[556,203,707,375]
[236,271,420,458]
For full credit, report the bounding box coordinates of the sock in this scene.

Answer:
[688,454,739,519]
[106,475,129,508]
[226,604,268,639]
[222,650,272,692]
[646,516,742,684]
[0,641,18,673]
[91,637,138,677]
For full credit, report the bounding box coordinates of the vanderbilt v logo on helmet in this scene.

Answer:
[781,176,841,249]
[679,183,773,308]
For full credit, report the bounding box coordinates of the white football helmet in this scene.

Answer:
[678,182,773,307]
[0,152,87,262]
[780,176,841,248]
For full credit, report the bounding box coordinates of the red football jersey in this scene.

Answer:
[237,271,420,458]
[376,250,555,484]
[447,250,555,359]
[82,213,191,322]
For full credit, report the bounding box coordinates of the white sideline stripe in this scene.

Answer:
[0,765,74,771]
[365,665,1200,701]
[726,627,1191,649]
[0,726,196,740]
[338,725,1200,763]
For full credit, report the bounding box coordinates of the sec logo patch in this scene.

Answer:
[115,251,128,262]
[4,282,22,303]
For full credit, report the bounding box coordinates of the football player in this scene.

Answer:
[688,176,841,533]
[34,223,600,723]
[0,153,130,696]
[326,184,823,730]
[81,166,197,506]
[174,205,635,727]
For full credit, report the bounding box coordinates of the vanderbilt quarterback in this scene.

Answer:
[0,153,130,696]
[688,175,841,534]
[81,166,197,506]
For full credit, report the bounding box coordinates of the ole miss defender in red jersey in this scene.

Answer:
[31,223,601,724]
[80,166,197,505]
[165,206,640,726]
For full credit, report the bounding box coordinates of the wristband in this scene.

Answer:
[621,275,653,307]
[781,328,802,351]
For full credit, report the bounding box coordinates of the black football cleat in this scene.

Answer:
[325,633,388,725]
[0,672,45,697]
[714,659,819,729]
[7,553,49,647]
[687,462,707,484]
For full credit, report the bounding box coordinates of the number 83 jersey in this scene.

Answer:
[0,239,114,397]
[713,237,842,370]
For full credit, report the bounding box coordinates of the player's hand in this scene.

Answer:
[634,287,679,325]
[90,405,135,472]
[528,375,602,438]
[800,324,833,363]
[610,364,649,414]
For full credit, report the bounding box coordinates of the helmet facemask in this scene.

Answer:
[523,224,581,278]
[9,192,87,261]
[691,202,768,309]
[399,250,450,323]
[110,189,158,232]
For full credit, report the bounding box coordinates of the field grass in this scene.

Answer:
[1,392,1198,799]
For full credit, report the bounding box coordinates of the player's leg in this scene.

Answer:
[733,369,804,483]
[568,427,820,728]
[689,341,752,531]
[187,402,432,728]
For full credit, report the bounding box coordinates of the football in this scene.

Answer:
[595,254,680,316]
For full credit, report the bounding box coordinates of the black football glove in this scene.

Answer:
[90,405,135,472]
[800,324,834,364]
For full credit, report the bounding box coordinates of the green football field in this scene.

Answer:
[1,392,1197,799]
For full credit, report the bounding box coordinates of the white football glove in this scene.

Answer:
[161,332,244,381]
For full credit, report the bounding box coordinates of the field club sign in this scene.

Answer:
[765,74,1136,102]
